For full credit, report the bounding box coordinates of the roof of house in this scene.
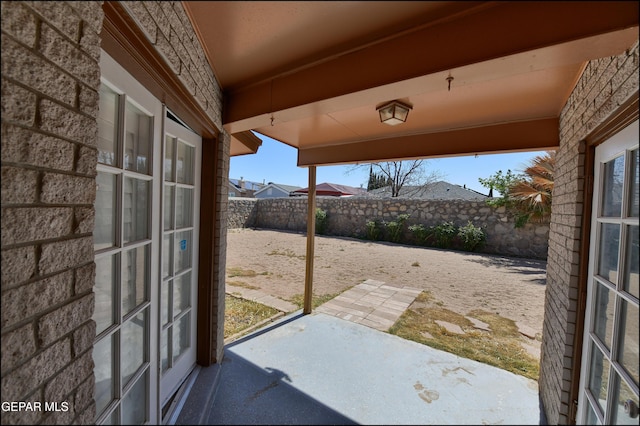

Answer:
[292,182,368,197]
[229,178,265,191]
[254,182,302,196]
[362,181,488,200]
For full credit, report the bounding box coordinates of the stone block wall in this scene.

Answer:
[229,197,550,259]
[539,41,639,425]
[227,197,258,230]
[1,2,105,424]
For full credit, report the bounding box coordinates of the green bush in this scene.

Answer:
[408,223,433,246]
[315,208,328,235]
[385,213,410,243]
[457,221,486,252]
[433,221,458,249]
[365,220,381,241]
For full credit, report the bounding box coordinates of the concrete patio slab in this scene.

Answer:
[183,311,543,425]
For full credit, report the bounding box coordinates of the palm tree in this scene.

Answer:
[509,151,555,226]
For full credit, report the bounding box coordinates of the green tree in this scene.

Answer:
[367,164,390,191]
[479,151,555,227]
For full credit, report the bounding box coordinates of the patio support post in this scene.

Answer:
[303,165,316,314]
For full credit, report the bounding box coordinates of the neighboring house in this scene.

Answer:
[1,2,637,426]
[292,182,368,197]
[229,178,264,198]
[364,181,488,200]
[254,182,302,199]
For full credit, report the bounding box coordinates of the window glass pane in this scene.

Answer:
[586,401,602,425]
[174,230,192,274]
[629,149,638,218]
[123,177,149,244]
[163,234,172,279]
[165,136,175,182]
[593,281,615,351]
[121,309,146,386]
[177,141,194,185]
[161,328,169,373]
[588,343,611,413]
[602,155,625,217]
[103,407,119,425]
[93,335,114,416]
[97,84,118,166]
[124,101,151,174]
[161,279,170,327]
[122,245,149,316]
[176,187,193,229]
[612,375,639,425]
[122,371,147,425]
[598,223,620,285]
[173,313,190,362]
[624,225,639,299]
[618,300,639,385]
[95,172,117,250]
[94,255,115,334]
[174,272,191,318]
[164,185,174,231]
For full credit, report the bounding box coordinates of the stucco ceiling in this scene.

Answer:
[182,1,638,164]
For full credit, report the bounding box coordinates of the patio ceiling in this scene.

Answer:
[182,1,638,164]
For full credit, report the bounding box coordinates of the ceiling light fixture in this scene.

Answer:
[377,100,412,126]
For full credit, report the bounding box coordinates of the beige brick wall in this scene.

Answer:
[539,41,639,424]
[214,132,231,362]
[1,2,104,424]
[121,1,224,130]
[1,1,227,424]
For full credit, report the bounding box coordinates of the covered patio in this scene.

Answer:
[177,310,542,425]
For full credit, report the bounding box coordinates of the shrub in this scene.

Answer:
[385,213,410,243]
[433,221,458,249]
[408,223,433,246]
[365,220,381,241]
[315,208,328,235]
[458,221,487,252]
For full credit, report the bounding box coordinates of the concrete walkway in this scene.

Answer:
[316,279,422,331]
[226,278,422,331]
[226,285,299,313]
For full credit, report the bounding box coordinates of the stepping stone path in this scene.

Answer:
[515,321,538,340]
[465,316,491,332]
[434,320,465,335]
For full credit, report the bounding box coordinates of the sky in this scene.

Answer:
[230,133,548,196]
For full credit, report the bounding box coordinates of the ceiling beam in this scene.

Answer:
[224,1,638,132]
[297,118,559,166]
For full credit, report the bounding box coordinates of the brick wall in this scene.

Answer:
[539,41,639,424]
[228,197,550,259]
[120,1,223,129]
[213,133,231,363]
[1,2,104,424]
[1,1,228,424]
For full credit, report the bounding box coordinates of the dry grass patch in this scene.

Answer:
[389,302,539,380]
[227,280,261,290]
[288,292,342,310]
[224,295,280,338]
[227,266,269,278]
[267,248,306,260]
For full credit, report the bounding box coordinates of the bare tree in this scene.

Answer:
[349,160,442,197]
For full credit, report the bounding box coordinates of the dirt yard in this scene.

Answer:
[225,228,547,338]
